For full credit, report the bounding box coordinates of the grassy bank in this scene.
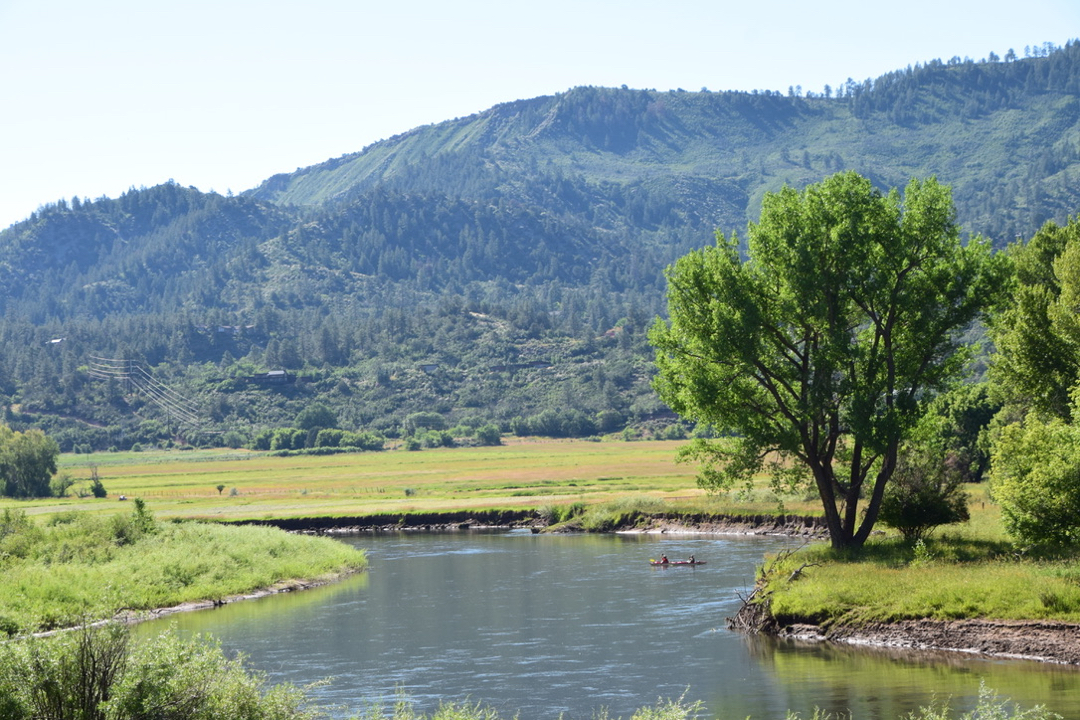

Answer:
[0,505,366,634]
[761,488,1080,626]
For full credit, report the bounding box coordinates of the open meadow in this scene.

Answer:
[0,439,772,523]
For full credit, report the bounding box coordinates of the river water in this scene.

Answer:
[138,531,1080,719]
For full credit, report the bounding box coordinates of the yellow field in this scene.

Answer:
[8,439,715,522]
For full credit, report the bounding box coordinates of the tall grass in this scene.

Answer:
[0,507,365,634]
[577,495,669,532]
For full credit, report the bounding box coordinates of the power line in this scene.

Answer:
[88,356,200,426]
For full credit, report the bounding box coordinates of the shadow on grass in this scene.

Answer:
[806,534,1018,568]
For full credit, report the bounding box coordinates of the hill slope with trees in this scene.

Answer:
[1,42,1080,451]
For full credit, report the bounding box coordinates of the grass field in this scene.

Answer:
[5,439,701,522]
[0,438,826,524]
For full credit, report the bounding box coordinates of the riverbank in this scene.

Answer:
[725,533,1080,666]
[234,507,830,538]
[0,507,366,634]
[776,618,1080,664]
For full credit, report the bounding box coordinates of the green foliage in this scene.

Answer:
[0,425,60,498]
[512,408,598,438]
[90,468,108,498]
[766,535,1080,624]
[5,48,1080,453]
[578,496,666,532]
[990,418,1080,548]
[419,430,455,449]
[50,472,75,498]
[404,412,446,435]
[879,416,972,542]
[989,216,1080,419]
[0,624,321,720]
[295,403,337,431]
[651,172,1008,548]
[474,424,501,446]
[903,681,1061,720]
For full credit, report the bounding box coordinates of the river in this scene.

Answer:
[137,531,1080,719]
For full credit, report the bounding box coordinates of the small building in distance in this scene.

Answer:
[247,369,294,385]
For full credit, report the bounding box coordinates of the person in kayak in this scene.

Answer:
[688,555,695,564]
[660,554,669,564]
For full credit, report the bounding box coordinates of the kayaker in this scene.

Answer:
[660,554,669,564]
[688,555,695,564]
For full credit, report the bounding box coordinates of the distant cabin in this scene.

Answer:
[248,370,294,384]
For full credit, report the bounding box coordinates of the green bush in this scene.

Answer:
[475,424,502,446]
[880,447,969,542]
[0,624,321,720]
[90,477,107,498]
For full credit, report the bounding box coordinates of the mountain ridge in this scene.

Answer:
[2,43,1080,451]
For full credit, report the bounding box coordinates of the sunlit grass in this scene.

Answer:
[0,511,366,633]
[21,439,819,523]
[766,488,1080,623]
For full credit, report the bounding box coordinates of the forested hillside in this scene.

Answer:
[2,41,1079,451]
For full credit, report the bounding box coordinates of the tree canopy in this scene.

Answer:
[650,171,1008,549]
[0,425,60,498]
[989,217,1080,420]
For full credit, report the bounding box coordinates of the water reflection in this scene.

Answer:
[135,531,1080,720]
[739,634,1080,719]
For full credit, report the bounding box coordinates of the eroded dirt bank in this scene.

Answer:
[776,618,1080,665]
[616,513,828,538]
[233,511,830,537]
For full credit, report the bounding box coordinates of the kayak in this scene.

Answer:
[649,560,706,566]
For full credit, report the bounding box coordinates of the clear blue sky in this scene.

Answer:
[1,0,1077,230]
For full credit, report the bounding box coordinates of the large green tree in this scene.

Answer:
[989,217,1080,419]
[0,426,60,498]
[650,172,1007,549]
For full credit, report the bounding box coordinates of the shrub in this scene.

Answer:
[0,624,321,720]
[420,430,454,448]
[221,430,246,449]
[341,430,385,451]
[50,473,75,498]
[475,424,502,446]
[596,409,625,433]
[403,411,446,435]
[250,429,274,451]
[315,428,346,447]
[880,447,969,542]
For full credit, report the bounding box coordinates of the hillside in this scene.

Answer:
[2,42,1080,451]
[251,43,1080,246]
